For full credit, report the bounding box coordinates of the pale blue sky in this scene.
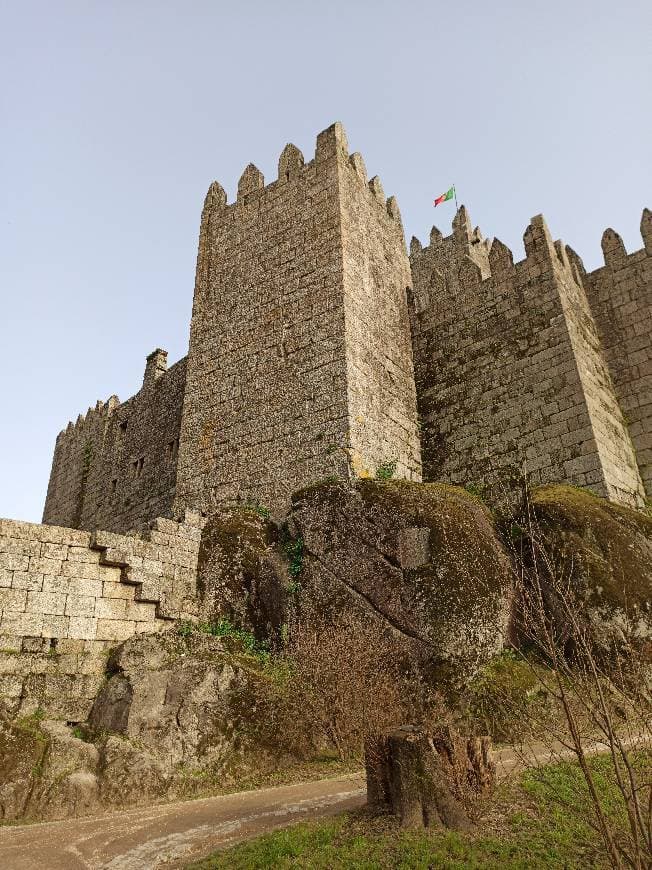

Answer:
[1,0,650,522]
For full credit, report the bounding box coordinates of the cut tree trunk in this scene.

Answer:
[365,725,495,830]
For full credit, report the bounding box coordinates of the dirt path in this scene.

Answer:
[0,774,366,870]
[0,739,639,869]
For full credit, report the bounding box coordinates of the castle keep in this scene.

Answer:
[42,123,651,535]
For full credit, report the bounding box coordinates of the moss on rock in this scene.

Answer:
[528,485,652,652]
[288,479,514,685]
[197,509,287,640]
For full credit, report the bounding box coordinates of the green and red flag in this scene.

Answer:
[434,186,455,207]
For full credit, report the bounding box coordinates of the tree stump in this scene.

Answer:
[365,725,495,830]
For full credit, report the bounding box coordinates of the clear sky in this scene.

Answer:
[1,0,650,523]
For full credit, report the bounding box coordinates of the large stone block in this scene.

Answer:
[65,595,97,618]
[68,617,98,641]
[26,591,66,616]
[94,598,127,620]
[0,611,44,637]
[95,619,137,642]
[0,588,28,612]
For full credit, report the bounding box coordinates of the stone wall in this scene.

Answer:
[43,351,186,534]
[174,122,421,517]
[584,210,652,496]
[0,511,204,719]
[409,208,645,507]
[339,147,422,480]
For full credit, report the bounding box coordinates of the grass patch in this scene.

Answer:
[176,618,269,662]
[187,753,651,869]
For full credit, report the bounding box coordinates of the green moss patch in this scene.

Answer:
[530,485,652,615]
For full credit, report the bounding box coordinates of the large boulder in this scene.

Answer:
[88,629,257,801]
[526,485,652,655]
[0,630,279,821]
[197,508,288,640]
[286,480,514,684]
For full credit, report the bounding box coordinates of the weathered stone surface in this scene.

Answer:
[26,720,100,820]
[197,509,288,639]
[97,735,167,807]
[527,485,652,654]
[0,710,48,820]
[287,480,513,684]
[89,630,249,777]
[409,209,646,509]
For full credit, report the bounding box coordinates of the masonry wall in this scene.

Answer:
[43,351,187,534]
[584,210,652,496]
[175,122,421,516]
[409,208,645,507]
[339,153,422,480]
[0,511,204,719]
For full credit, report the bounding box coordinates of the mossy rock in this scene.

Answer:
[288,479,514,686]
[0,711,48,820]
[527,485,652,654]
[197,509,288,640]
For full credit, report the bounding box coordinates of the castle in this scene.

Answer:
[0,121,650,721]
[43,122,652,535]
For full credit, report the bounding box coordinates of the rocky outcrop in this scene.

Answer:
[197,509,288,641]
[526,485,652,655]
[287,481,514,684]
[89,630,251,786]
[0,712,100,821]
[198,481,515,685]
[0,631,273,821]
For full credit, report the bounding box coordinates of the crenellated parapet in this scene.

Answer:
[197,122,404,241]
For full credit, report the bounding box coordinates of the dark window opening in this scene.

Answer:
[111,478,117,492]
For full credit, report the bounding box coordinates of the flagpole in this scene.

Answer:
[454,185,458,211]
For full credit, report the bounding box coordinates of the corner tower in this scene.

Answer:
[175,122,422,515]
[584,210,652,496]
[409,207,645,508]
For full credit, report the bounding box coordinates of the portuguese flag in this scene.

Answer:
[434,186,455,207]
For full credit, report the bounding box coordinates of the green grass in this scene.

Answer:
[187,753,651,869]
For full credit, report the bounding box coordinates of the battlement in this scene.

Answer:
[583,208,652,494]
[44,352,187,534]
[199,122,402,230]
[55,395,119,444]
[410,208,591,299]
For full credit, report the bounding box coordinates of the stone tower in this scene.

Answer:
[409,207,645,508]
[173,122,422,515]
[584,210,652,496]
